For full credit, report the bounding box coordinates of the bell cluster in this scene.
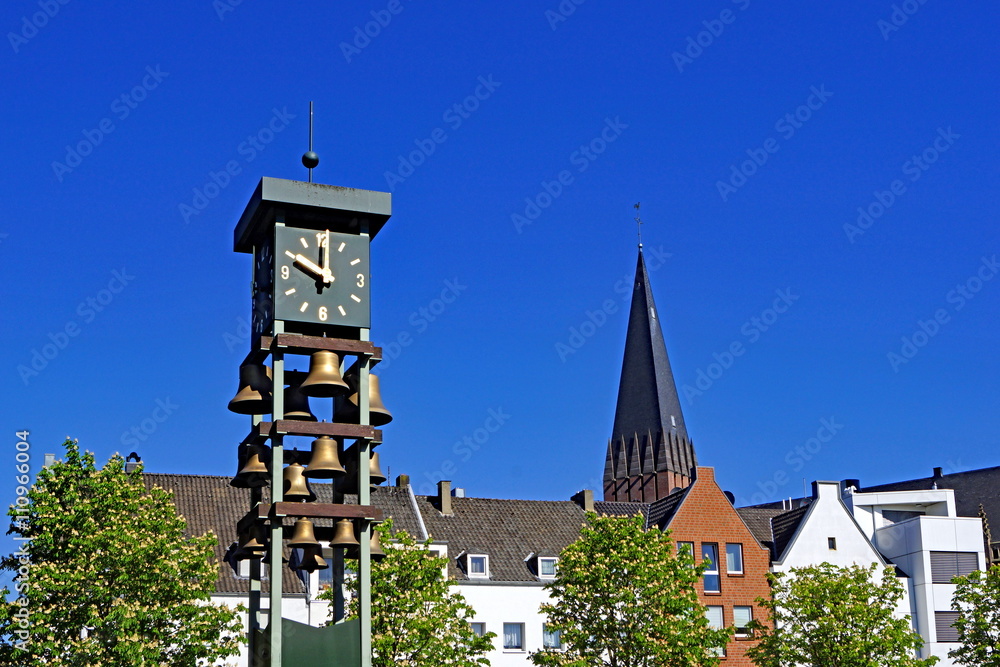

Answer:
[227,348,392,573]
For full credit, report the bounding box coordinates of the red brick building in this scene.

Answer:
[647,467,771,665]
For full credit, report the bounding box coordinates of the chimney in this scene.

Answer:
[933,467,943,479]
[437,480,453,516]
[396,474,410,487]
[125,452,142,474]
[43,453,56,468]
[452,487,465,498]
[571,489,595,512]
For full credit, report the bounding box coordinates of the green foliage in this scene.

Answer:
[0,439,243,666]
[319,519,494,667]
[531,511,730,667]
[949,564,1000,666]
[746,562,937,667]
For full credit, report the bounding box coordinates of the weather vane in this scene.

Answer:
[301,101,319,183]
[634,202,643,248]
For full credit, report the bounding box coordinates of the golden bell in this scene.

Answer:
[262,548,288,565]
[369,451,386,486]
[228,363,272,415]
[300,351,350,398]
[336,373,392,426]
[283,381,316,421]
[295,544,329,572]
[239,524,267,552]
[330,519,360,548]
[370,528,386,562]
[283,462,315,502]
[303,436,346,479]
[232,444,271,488]
[288,518,320,548]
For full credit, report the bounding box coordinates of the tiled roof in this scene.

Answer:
[413,495,587,583]
[141,473,425,595]
[735,507,784,555]
[594,500,649,520]
[769,505,810,561]
[646,486,690,529]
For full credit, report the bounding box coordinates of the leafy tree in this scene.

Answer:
[747,562,937,667]
[531,511,730,667]
[320,519,494,667]
[0,439,243,666]
[949,564,1000,667]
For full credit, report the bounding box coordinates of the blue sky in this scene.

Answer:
[2,0,998,568]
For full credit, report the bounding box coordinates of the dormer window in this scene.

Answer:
[458,552,489,578]
[538,557,558,578]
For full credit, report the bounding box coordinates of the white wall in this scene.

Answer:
[457,582,552,667]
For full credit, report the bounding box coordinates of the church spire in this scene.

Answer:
[604,227,696,502]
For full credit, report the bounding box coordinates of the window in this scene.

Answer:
[705,606,725,657]
[678,542,694,562]
[726,543,743,575]
[542,624,562,649]
[828,537,837,550]
[702,543,720,593]
[467,555,489,578]
[734,606,753,637]
[935,611,960,642]
[470,622,486,637]
[539,557,558,577]
[503,623,524,650]
[930,552,979,584]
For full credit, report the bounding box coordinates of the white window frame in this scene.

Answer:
[726,543,744,575]
[734,605,753,638]
[467,554,489,578]
[503,622,525,651]
[542,623,562,649]
[702,543,720,593]
[705,606,725,657]
[538,556,558,578]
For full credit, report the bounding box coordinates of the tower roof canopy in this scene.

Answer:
[611,249,688,443]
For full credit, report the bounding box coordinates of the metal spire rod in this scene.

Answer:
[634,202,643,249]
[302,101,319,182]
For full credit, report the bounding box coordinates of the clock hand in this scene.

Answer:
[322,229,334,283]
[294,254,332,283]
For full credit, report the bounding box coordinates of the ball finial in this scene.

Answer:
[302,151,319,169]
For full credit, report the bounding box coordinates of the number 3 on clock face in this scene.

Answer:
[272,225,371,328]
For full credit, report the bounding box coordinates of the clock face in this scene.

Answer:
[273,225,370,328]
[252,242,274,335]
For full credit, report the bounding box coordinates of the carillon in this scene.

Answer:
[226,102,394,667]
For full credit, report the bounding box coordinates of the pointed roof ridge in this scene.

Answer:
[611,248,689,447]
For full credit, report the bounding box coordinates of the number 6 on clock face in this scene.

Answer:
[271,225,371,328]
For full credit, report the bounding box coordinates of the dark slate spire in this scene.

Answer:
[611,249,688,443]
